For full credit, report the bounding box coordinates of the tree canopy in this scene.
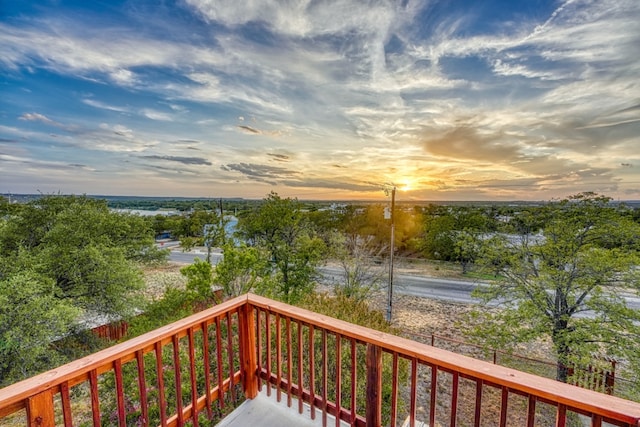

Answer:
[467,193,640,384]
[235,192,326,303]
[0,195,166,384]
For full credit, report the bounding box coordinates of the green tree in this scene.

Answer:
[180,258,215,301]
[454,229,483,274]
[0,195,166,383]
[468,193,640,383]
[214,243,271,298]
[420,205,495,264]
[237,192,326,303]
[0,272,79,384]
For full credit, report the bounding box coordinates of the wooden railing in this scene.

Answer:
[1,294,640,427]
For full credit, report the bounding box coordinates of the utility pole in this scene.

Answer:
[219,198,225,245]
[386,185,396,323]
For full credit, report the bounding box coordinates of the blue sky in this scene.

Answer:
[1,0,639,201]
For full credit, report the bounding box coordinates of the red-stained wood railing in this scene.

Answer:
[0,295,257,427]
[2,293,640,427]
[246,294,640,427]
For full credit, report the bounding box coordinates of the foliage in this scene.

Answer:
[181,258,215,300]
[0,272,79,384]
[329,233,387,302]
[453,229,483,274]
[213,243,271,298]
[0,195,165,384]
[466,193,640,384]
[126,286,196,338]
[419,205,496,266]
[236,192,326,303]
[299,292,393,333]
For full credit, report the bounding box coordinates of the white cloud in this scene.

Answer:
[141,109,173,121]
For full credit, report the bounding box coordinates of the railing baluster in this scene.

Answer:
[215,316,225,410]
[172,335,184,426]
[499,387,508,427]
[256,308,263,392]
[591,414,603,427]
[474,379,483,427]
[350,339,358,427]
[410,358,417,427]
[226,311,236,404]
[309,325,316,420]
[365,343,382,427]
[323,329,328,427]
[60,381,73,427]
[556,404,567,427]
[526,395,536,427]
[297,320,304,414]
[266,310,272,397]
[390,352,398,427]
[187,327,199,427]
[335,333,342,427]
[276,313,282,403]
[135,350,149,427]
[429,366,437,427]
[155,341,167,426]
[287,316,293,408]
[89,369,101,427]
[114,359,126,426]
[201,321,213,419]
[450,371,459,427]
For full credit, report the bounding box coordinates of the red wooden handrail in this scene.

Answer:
[246,294,640,427]
[1,293,640,427]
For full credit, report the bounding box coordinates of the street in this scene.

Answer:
[171,250,482,304]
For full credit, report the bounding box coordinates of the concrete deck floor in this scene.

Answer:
[215,389,348,427]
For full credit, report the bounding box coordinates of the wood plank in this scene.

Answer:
[365,343,382,427]
[26,389,54,427]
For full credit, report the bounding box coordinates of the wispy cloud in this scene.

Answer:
[1,0,638,199]
[141,155,212,166]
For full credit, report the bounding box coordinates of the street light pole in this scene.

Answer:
[386,185,396,323]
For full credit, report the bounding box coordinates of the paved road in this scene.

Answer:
[171,250,482,304]
[170,250,640,311]
[170,250,221,264]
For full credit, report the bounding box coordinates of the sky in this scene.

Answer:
[1,0,639,201]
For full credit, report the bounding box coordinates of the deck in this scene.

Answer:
[1,294,640,427]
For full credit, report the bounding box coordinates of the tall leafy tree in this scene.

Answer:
[0,272,79,384]
[214,243,271,298]
[468,193,640,383]
[237,192,325,303]
[0,195,166,384]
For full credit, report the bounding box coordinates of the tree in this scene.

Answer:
[330,233,386,302]
[0,272,79,384]
[0,195,166,384]
[180,258,215,301]
[420,205,494,266]
[213,243,271,298]
[468,193,640,383]
[237,192,326,303]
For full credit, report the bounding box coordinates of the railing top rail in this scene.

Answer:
[0,294,248,413]
[246,293,640,425]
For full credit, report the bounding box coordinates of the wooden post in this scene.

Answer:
[26,390,55,427]
[365,343,382,427]
[239,302,258,399]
